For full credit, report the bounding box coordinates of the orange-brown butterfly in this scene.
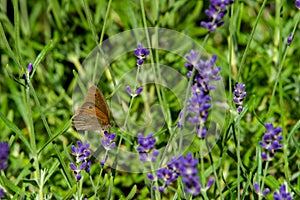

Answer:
[72,85,112,131]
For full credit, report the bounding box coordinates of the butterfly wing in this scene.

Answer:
[72,85,112,131]
[85,85,111,118]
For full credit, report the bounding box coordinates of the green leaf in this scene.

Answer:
[0,175,29,197]
[38,119,71,155]
[0,111,31,152]
[125,185,137,200]
[62,184,77,200]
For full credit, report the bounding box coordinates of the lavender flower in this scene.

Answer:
[21,63,33,80]
[182,50,221,138]
[27,63,33,74]
[136,133,159,162]
[258,123,283,161]
[187,84,211,138]
[149,152,214,195]
[287,33,293,45]
[0,187,4,198]
[201,0,234,32]
[100,131,116,166]
[253,182,270,197]
[0,142,9,170]
[296,0,300,9]
[178,152,201,196]
[233,83,246,113]
[126,86,143,97]
[151,156,181,192]
[274,184,292,200]
[102,131,116,150]
[185,52,221,92]
[155,167,179,192]
[205,177,215,190]
[70,141,91,181]
[134,44,150,66]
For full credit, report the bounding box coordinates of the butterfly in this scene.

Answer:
[72,85,112,131]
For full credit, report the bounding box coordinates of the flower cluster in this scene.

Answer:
[179,152,202,196]
[233,83,246,113]
[134,44,150,66]
[274,184,292,200]
[258,123,283,161]
[148,156,181,192]
[187,85,211,138]
[126,85,143,97]
[201,0,234,32]
[101,131,116,150]
[136,133,159,162]
[70,141,91,181]
[148,153,214,196]
[0,142,9,170]
[296,0,300,10]
[100,131,116,166]
[185,52,221,92]
[253,182,270,197]
[181,50,221,138]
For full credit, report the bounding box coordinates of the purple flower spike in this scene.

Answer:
[70,141,91,181]
[136,133,159,162]
[233,83,246,113]
[201,0,234,32]
[0,142,9,170]
[296,0,300,9]
[274,184,292,200]
[178,153,201,196]
[148,152,215,196]
[187,84,211,138]
[287,33,293,45]
[134,44,150,66]
[136,133,156,153]
[102,131,116,150]
[258,123,283,161]
[183,51,221,138]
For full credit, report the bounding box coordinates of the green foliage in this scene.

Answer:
[0,0,299,199]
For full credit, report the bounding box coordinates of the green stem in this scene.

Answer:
[99,0,112,45]
[259,161,269,200]
[150,161,161,200]
[237,118,241,200]
[12,0,24,68]
[123,66,141,127]
[82,0,98,43]
[24,74,42,198]
[208,148,223,200]
[27,79,73,185]
[238,0,267,80]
